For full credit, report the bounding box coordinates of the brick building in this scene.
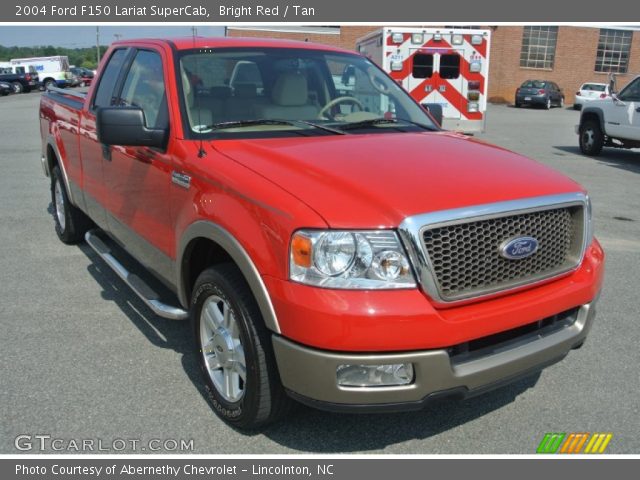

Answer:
[228,25,640,104]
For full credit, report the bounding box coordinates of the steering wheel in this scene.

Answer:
[318,96,365,120]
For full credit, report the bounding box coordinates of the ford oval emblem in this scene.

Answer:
[499,236,539,260]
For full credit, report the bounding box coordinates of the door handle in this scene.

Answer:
[132,147,156,164]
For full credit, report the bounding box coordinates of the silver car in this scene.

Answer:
[574,82,610,110]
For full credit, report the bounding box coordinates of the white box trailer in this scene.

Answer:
[357,27,491,133]
[10,55,72,89]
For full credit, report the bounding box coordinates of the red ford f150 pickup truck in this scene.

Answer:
[40,38,604,429]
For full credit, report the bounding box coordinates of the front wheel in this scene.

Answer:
[191,264,291,429]
[579,120,604,156]
[559,97,565,108]
[11,82,23,94]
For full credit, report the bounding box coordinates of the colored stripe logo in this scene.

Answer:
[537,433,613,454]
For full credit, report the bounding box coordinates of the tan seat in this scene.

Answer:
[255,72,318,120]
[181,68,212,130]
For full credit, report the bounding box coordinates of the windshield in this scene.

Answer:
[177,48,437,138]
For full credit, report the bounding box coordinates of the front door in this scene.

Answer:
[607,77,640,141]
[102,48,176,284]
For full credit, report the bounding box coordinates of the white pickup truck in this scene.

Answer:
[577,75,640,155]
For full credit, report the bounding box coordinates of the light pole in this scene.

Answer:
[96,26,100,67]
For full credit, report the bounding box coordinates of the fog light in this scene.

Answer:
[337,363,414,387]
[468,102,479,112]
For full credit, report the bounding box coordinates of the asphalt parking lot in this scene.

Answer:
[1,92,638,454]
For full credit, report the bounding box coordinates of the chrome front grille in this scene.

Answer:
[398,193,589,304]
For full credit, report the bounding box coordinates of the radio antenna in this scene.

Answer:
[192,26,206,158]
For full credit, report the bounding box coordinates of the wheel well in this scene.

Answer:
[46,144,59,175]
[580,111,602,130]
[182,237,235,304]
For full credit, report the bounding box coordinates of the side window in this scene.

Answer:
[118,50,168,129]
[440,54,460,79]
[93,49,128,109]
[619,78,640,102]
[413,54,433,78]
[15,66,25,74]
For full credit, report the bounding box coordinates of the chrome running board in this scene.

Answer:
[85,230,188,320]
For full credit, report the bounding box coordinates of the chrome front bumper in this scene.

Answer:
[273,299,597,411]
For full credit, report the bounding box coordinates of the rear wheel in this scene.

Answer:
[51,166,92,244]
[191,264,291,429]
[579,119,604,156]
[11,82,23,94]
[545,98,551,110]
[559,97,565,108]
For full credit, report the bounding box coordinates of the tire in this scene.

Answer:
[573,104,581,111]
[191,264,291,429]
[515,102,521,108]
[579,119,604,156]
[545,98,551,110]
[51,166,92,244]
[559,97,564,108]
[11,82,23,94]
[44,79,56,91]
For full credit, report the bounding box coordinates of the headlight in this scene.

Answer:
[586,195,594,245]
[290,230,416,289]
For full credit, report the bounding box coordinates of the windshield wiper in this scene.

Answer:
[337,118,438,132]
[204,119,346,135]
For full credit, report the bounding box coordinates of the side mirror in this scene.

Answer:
[608,73,617,95]
[97,107,167,148]
[422,102,443,127]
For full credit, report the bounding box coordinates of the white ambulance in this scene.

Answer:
[357,27,491,133]
[10,56,73,90]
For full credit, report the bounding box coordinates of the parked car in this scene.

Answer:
[70,67,94,87]
[574,83,610,110]
[0,66,39,93]
[577,75,640,155]
[0,81,11,96]
[515,80,565,109]
[40,37,604,429]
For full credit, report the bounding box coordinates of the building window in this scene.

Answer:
[519,26,558,70]
[595,29,632,73]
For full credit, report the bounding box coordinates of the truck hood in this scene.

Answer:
[212,131,582,228]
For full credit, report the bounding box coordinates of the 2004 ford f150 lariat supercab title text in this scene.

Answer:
[40,38,604,429]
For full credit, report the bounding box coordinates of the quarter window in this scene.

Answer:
[93,49,128,109]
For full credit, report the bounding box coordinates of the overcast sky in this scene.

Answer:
[0,26,226,48]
